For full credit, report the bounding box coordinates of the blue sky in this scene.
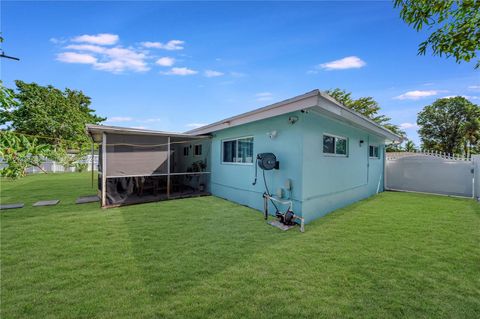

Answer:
[2,1,479,145]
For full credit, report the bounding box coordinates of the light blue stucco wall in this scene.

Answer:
[301,111,385,223]
[210,111,304,215]
[208,110,387,223]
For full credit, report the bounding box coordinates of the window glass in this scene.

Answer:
[323,135,335,154]
[194,144,202,156]
[335,138,347,155]
[369,145,379,158]
[237,137,254,163]
[223,140,236,162]
[323,134,347,155]
[183,146,189,156]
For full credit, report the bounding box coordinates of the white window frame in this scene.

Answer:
[221,136,254,165]
[323,133,348,157]
[194,144,202,156]
[369,145,380,159]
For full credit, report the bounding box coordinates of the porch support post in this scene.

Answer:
[167,136,171,198]
[91,140,95,188]
[101,133,107,207]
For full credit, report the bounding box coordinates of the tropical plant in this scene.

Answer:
[0,131,51,179]
[394,0,480,68]
[404,140,417,152]
[326,88,406,151]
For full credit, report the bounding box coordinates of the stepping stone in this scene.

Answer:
[76,195,99,204]
[0,203,24,210]
[33,200,60,207]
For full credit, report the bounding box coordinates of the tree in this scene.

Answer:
[461,103,480,156]
[417,96,479,155]
[1,81,105,146]
[394,0,480,68]
[0,131,51,179]
[326,88,406,151]
[404,140,417,152]
[0,81,17,116]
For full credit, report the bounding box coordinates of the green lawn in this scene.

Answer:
[1,173,479,318]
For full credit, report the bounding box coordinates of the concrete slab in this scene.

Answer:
[33,200,60,207]
[0,203,25,210]
[267,220,297,231]
[75,195,99,204]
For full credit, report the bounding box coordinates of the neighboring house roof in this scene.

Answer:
[186,89,402,143]
[86,124,208,143]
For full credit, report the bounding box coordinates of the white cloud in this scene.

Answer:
[155,57,175,67]
[65,44,107,53]
[131,126,148,130]
[60,44,149,73]
[318,56,366,70]
[468,85,480,90]
[186,123,207,129]
[72,33,119,45]
[204,70,224,77]
[160,67,197,76]
[141,40,184,50]
[399,122,419,130]
[256,92,273,101]
[394,90,441,100]
[105,116,133,123]
[56,52,97,64]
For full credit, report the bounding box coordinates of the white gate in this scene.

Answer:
[386,152,476,198]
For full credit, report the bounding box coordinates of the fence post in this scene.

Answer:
[472,155,480,201]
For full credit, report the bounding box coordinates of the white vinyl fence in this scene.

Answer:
[0,154,99,174]
[386,151,479,199]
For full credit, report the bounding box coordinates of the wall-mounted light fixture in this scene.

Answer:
[267,130,278,139]
[359,140,364,147]
[288,116,299,125]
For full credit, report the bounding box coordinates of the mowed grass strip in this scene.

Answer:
[1,173,479,318]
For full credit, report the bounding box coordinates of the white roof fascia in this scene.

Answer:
[186,90,402,143]
[315,93,402,143]
[86,124,209,143]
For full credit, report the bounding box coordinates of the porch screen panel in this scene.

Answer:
[106,134,169,177]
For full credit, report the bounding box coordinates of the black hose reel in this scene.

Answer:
[252,153,279,186]
[257,153,279,170]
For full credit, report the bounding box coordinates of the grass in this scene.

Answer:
[1,173,479,318]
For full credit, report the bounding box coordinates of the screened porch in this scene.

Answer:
[87,125,211,207]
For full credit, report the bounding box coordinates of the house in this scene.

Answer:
[87,89,401,223]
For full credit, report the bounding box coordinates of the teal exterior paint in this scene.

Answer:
[300,111,385,222]
[208,110,388,223]
[210,111,304,215]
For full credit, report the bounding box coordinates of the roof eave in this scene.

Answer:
[316,92,403,143]
[185,89,320,135]
[86,124,209,143]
